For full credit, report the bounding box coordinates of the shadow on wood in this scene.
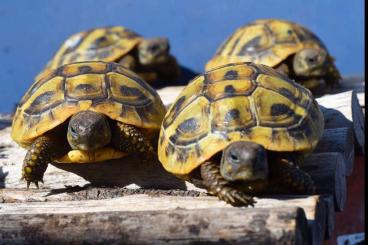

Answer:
[50,155,187,190]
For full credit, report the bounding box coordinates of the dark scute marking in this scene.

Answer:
[135,104,153,123]
[29,91,55,108]
[240,127,253,137]
[122,29,141,39]
[172,96,186,115]
[225,109,240,122]
[169,134,179,145]
[176,149,189,163]
[292,114,303,125]
[178,118,198,133]
[120,85,147,101]
[288,128,305,141]
[279,88,297,103]
[270,104,294,117]
[237,36,263,56]
[195,144,202,157]
[224,85,236,94]
[75,83,97,93]
[223,70,239,80]
[90,36,109,49]
[48,110,55,121]
[78,66,93,74]
[227,36,242,56]
[165,144,175,157]
[159,134,165,146]
[271,129,279,142]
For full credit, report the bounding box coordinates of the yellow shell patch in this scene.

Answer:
[54,147,127,164]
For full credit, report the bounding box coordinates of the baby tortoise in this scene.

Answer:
[12,61,166,188]
[206,19,341,94]
[158,62,324,206]
[38,26,180,83]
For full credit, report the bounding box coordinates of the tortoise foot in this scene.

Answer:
[218,187,256,207]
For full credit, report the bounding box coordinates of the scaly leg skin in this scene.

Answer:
[112,122,155,163]
[22,135,62,188]
[271,156,315,195]
[200,161,255,207]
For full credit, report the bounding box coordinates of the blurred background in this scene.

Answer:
[0,0,364,113]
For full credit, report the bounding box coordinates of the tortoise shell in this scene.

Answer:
[45,26,143,71]
[12,61,166,147]
[205,19,328,71]
[158,62,324,175]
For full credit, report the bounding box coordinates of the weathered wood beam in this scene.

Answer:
[314,127,354,176]
[0,201,309,244]
[0,192,328,244]
[317,90,365,154]
[302,152,346,211]
[322,195,335,239]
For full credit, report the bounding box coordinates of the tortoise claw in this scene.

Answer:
[24,179,42,189]
[218,187,256,207]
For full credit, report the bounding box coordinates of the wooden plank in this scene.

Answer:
[0,192,326,244]
[317,90,365,154]
[322,195,335,239]
[0,205,309,244]
[301,152,346,211]
[314,127,355,176]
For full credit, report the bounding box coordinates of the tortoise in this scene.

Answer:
[12,61,166,188]
[205,19,341,93]
[158,62,324,206]
[37,26,180,83]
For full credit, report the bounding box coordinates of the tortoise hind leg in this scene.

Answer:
[200,161,255,207]
[270,153,315,194]
[111,122,155,162]
[22,135,67,188]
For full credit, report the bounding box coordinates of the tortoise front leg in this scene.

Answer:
[200,161,255,207]
[22,135,66,188]
[111,122,155,162]
[270,155,315,194]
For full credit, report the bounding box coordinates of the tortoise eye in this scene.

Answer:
[287,30,293,35]
[149,45,159,52]
[307,57,316,63]
[70,126,78,137]
[229,152,239,162]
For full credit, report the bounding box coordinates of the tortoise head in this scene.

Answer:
[67,111,111,151]
[138,38,170,65]
[220,141,269,182]
[293,48,328,77]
